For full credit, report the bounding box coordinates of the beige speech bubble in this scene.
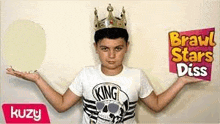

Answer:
[2,20,46,72]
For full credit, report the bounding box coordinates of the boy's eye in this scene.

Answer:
[101,47,108,51]
[115,47,122,51]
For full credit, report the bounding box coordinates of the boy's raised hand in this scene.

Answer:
[6,66,41,83]
[6,66,81,112]
[178,76,204,85]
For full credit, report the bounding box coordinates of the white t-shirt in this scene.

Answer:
[69,64,153,124]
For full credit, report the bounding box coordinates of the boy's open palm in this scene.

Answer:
[178,76,203,85]
[6,67,40,83]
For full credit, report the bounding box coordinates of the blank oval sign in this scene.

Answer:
[2,20,46,72]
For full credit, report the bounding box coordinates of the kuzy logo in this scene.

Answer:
[10,106,41,121]
[2,103,50,123]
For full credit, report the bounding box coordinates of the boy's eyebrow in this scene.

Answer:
[99,45,109,48]
[99,45,124,48]
[115,45,124,47]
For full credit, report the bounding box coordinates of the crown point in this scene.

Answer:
[122,7,125,13]
[107,4,113,12]
[94,8,98,18]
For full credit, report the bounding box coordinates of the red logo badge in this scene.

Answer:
[2,103,50,123]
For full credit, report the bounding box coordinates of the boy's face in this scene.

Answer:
[94,38,129,70]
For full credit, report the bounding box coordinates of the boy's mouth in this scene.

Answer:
[107,61,115,64]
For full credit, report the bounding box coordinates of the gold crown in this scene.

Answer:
[94,4,127,31]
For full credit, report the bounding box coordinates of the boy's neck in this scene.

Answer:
[101,64,123,76]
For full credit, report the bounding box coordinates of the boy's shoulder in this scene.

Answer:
[82,65,99,70]
[124,66,144,75]
[125,66,142,71]
[80,65,99,74]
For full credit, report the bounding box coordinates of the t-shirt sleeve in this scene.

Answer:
[138,70,154,98]
[68,69,85,97]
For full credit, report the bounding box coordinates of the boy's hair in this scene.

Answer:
[94,28,129,44]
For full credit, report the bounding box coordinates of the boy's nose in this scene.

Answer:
[109,50,116,58]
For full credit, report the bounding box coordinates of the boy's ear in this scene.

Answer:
[126,41,130,52]
[93,43,98,53]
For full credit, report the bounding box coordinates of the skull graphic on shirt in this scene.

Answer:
[92,83,129,124]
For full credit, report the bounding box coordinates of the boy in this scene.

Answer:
[6,4,202,124]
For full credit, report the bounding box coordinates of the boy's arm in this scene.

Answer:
[35,77,81,112]
[141,76,202,112]
[6,67,81,113]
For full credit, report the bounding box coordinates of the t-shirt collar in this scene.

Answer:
[98,64,125,77]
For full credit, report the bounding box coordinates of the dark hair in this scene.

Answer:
[94,28,129,44]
